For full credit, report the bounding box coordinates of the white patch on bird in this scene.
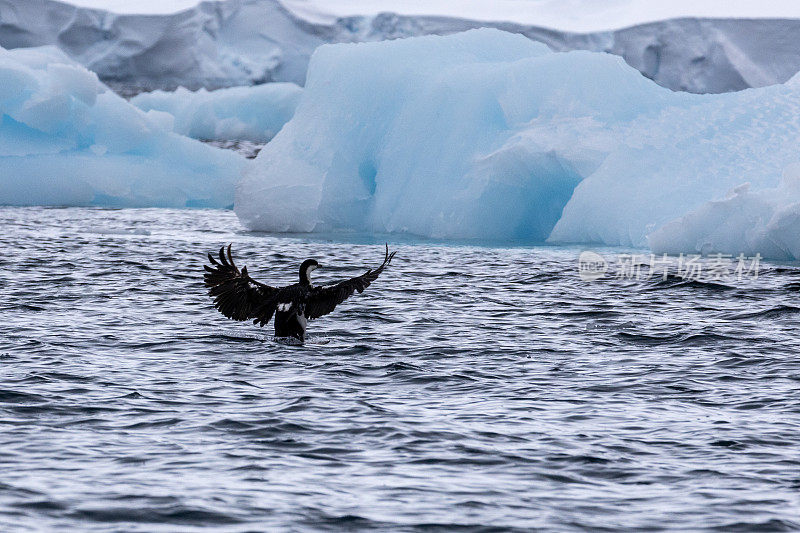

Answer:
[277,303,291,312]
[306,264,318,284]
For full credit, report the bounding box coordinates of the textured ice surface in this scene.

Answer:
[131,84,302,142]
[236,29,658,239]
[5,0,800,94]
[648,169,800,260]
[237,29,800,258]
[0,45,244,208]
[549,77,800,251]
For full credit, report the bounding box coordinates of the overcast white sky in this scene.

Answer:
[67,0,800,31]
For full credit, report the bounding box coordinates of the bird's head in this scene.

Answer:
[299,259,319,285]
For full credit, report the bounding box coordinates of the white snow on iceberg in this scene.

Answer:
[131,83,302,142]
[236,29,800,258]
[0,45,245,208]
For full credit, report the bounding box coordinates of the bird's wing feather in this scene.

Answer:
[204,244,282,326]
[304,244,396,320]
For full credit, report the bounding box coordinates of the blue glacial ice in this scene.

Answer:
[131,83,302,142]
[236,29,800,258]
[549,75,800,257]
[0,45,245,208]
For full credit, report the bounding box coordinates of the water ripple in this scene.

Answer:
[1,206,799,531]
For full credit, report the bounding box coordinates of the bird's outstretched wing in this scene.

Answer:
[304,244,396,320]
[204,244,280,326]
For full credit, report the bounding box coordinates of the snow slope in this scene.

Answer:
[237,30,800,258]
[283,0,800,33]
[131,83,302,142]
[3,0,800,93]
[0,44,244,207]
[66,0,800,32]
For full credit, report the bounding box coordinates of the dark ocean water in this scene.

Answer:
[2,206,800,532]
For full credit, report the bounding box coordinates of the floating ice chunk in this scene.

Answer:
[131,83,303,142]
[0,45,245,208]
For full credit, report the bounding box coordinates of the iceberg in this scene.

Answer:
[0,45,245,208]
[131,83,302,142]
[236,29,800,258]
[236,29,669,239]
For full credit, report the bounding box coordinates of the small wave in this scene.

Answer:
[710,439,746,449]
[11,304,46,312]
[709,519,800,532]
[380,361,423,372]
[616,332,681,345]
[552,309,623,318]
[70,506,242,525]
[205,418,255,431]
[647,274,736,291]
[11,500,68,511]
[680,333,739,345]
[724,305,800,320]
[545,454,612,465]
[297,513,389,531]
[202,333,265,343]
[617,331,737,346]
[121,418,181,430]
[0,389,46,403]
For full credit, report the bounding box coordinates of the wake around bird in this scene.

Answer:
[204,244,396,341]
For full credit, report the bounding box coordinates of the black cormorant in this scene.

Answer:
[204,244,396,341]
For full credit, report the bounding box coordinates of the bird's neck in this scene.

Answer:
[300,264,316,286]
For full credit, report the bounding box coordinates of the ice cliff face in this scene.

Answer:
[2,0,800,94]
[236,29,800,259]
